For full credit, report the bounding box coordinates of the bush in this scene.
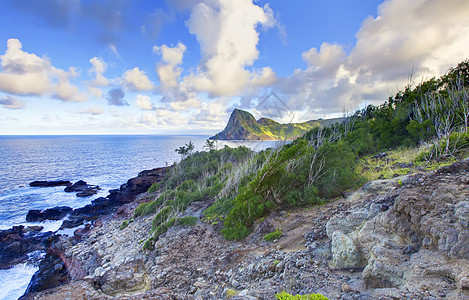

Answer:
[177,216,198,226]
[148,182,161,194]
[119,220,129,230]
[264,228,282,242]
[275,291,329,300]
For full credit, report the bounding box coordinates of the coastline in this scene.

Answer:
[12,159,469,299]
[0,166,170,299]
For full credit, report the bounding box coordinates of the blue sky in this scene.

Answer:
[0,0,468,135]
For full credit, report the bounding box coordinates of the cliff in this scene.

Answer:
[211,108,343,140]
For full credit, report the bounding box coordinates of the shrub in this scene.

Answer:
[177,216,198,226]
[264,228,282,242]
[119,220,129,230]
[148,182,161,194]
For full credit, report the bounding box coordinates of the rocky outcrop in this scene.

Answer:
[0,225,52,269]
[29,180,71,187]
[326,160,469,298]
[95,259,151,296]
[24,251,70,295]
[64,180,101,197]
[26,206,73,222]
[20,167,170,299]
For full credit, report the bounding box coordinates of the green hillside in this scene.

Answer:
[211,108,343,140]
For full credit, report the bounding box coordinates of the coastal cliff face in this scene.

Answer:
[24,159,469,299]
[211,109,342,141]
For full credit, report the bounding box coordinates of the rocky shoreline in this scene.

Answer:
[0,167,169,296]
[6,160,469,299]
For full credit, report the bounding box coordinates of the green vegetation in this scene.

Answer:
[119,220,129,230]
[133,59,469,247]
[177,216,198,226]
[134,145,254,250]
[275,291,329,300]
[264,228,282,242]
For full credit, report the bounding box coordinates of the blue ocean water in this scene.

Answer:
[0,135,211,230]
[0,135,280,300]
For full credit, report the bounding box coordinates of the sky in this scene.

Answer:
[0,0,468,135]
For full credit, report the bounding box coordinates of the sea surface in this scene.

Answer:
[0,135,280,299]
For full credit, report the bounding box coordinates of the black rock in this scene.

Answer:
[0,226,53,269]
[26,206,73,222]
[64,180,101,197]
[29,180,71,187]
[60,218,85,229]
[64,180,87,192]
[76,188,98,197]
[23,252,69,295]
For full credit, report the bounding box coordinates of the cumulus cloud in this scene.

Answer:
[153,43,186,90]
[123,67,155,91]
[106,88,127,106]
[0,95,26,109]
[275,0,469,117]
[0,38,86,102]
[79,105,104,115]
[182,0,277,97]
[135,95,154,110]
[88,57,109,87]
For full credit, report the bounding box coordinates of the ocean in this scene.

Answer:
[0,135,279,299]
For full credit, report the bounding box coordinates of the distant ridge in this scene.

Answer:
[211,109,343,141]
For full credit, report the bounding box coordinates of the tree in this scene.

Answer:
[204,139,215,151]
[186,140,194,155]
[175,146,188,159]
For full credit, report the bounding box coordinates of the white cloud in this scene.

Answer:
[88,57,109,87]
[135,95,154,110]
[139,109,189,127]
[153,43,187,90]
[0,95,26,109]
[168,98,201,111]
[276,0,469,117]
[79,105,104,115]
[123,67,155,91]
[0,38,86,102]
[182,0,277,97]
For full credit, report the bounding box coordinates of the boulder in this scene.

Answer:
[30,180,71,187]
[64,180,101,197]
[64,180,88,192]
[24,252,69,294]
[330,231,362,269]
[95,260,151,296]
[0,226,53,269]
[26,206,73,222]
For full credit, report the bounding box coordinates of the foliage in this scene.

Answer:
[175,140,195,159]
[275,291,329,300]
[263,228,282,242]
[148,182,161,194]
[177,216,198,226]
[137,59,469,246]
[135,145,254,250]
[119,220,129,230]
[204,139,216,151]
